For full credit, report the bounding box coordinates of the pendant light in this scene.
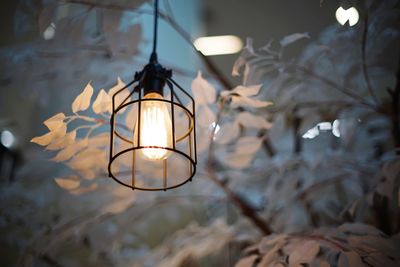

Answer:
[108,0,197,191]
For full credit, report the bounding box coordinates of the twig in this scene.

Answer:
[361,13,380,106]
[163,0,175,20]
[295,174,348,201]
[293,108,302,154]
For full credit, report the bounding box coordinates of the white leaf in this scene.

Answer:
[54,176,80,190]
[280,32,310,47]
[232,38,255,77]
[233,84,262,97]
[93,89,112,114]
[232,55,246,77]
[259,234,287,254]
[231,95,273,108]
[72,83,93,113]
[288,241,319,264]
[31,132,53,146]
[191,71,216,105]
[258,235,287,266]
[198,105,216,127]
[78,168,96,180]
[108,77,130,112]
[223,153,254,169]
[70,183,98,196]
[338,223,384,236]
[236,112,272,129]
[196,128,212,153]
[258,250,278,267]
[108,77,126,97]
[68,148,106,170]
[51,123,67,139]
[31,123,67,146]
[51,138,88,162]
[44,113,65,131]
[215,121,240,145]
[103,186,135,214]
[234,255,258,267]
[88,133,110,148]
[46,130,76,151]
[338,252,363,267]
[224,136,262,169]
[235,136,263,155]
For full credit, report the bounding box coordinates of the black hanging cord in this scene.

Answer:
[150,0,159,63]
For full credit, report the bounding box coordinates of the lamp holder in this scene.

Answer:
[135,61,172,96]
[108,0,196,191]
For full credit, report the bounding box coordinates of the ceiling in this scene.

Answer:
[199,0,340,84]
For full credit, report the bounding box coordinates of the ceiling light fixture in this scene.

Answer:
[108,0,197,191]
[194,35,243,56]
[335,6,359,27]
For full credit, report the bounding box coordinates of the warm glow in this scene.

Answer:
[194,35,243,56]
[134,92,173,160]
[335,7,359,27]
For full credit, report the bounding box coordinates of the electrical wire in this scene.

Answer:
[152,0,159,55]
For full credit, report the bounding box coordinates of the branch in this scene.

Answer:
[62,0,137,10]
[361,13,380,106]
[292,64,378,111]
[388,46,400,149]
[40,254,65,267]
[206,99,273,236]
[295,174,348,202]
[253,130,276,157]
[265,173,355,226]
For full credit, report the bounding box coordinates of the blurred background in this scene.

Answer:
[1,0,399,266]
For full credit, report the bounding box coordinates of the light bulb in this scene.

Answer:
[134,92,173,160]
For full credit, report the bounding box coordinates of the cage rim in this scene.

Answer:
[108,146,196,191]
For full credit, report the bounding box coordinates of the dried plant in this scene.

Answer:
[1,0,399,267]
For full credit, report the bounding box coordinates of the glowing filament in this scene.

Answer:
[134,92,173,160]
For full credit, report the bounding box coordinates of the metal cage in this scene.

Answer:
[108,63,197,191]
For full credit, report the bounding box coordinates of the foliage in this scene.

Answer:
[1,0,400,267]
[236,223,400,267]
